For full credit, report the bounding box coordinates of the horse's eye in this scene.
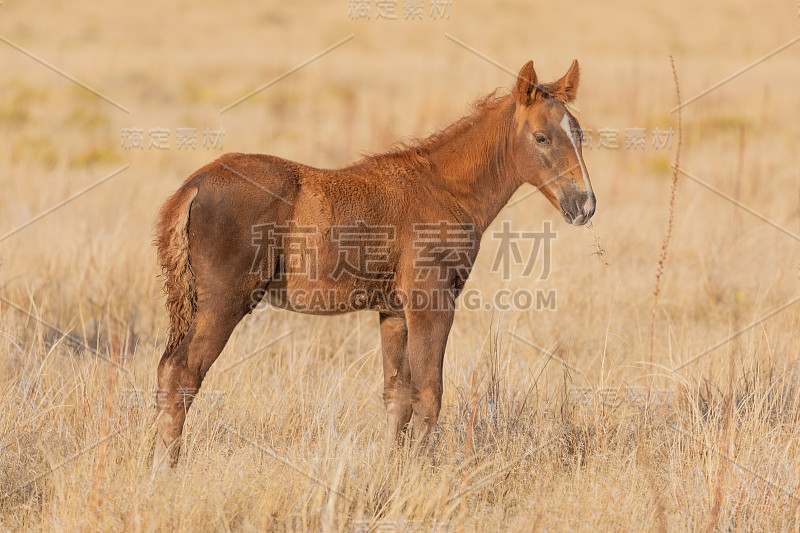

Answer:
[534,133,549,145]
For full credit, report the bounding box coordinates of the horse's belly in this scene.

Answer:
[261,277,402,316]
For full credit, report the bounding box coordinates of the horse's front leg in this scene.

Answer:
[405,305,455,450]
[380,313,412,445]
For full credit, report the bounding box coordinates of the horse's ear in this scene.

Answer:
[514,60,538,106]
[552,59,580,103]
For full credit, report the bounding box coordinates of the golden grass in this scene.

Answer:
[1,0,800,530]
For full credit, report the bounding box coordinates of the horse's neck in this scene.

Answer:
[424,96,521,235]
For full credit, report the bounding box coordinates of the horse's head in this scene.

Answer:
[509,60,595,226]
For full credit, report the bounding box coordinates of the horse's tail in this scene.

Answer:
[155,185,199,356]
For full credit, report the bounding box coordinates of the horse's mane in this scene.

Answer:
[358,89,513,170]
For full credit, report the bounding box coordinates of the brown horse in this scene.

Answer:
[153,59,595,466]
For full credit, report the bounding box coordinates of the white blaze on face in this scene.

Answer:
[560,113,591,192]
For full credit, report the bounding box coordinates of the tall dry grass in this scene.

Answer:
[1,0,800,530]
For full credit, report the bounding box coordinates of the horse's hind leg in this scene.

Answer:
[154,283,251,467]
[154,234,267,467]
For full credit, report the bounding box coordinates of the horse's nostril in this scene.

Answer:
[582,194,594,215]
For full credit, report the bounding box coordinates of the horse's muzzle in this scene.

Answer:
[560,190,596,226]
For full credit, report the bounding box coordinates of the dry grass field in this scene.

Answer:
[2,0,800,530]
